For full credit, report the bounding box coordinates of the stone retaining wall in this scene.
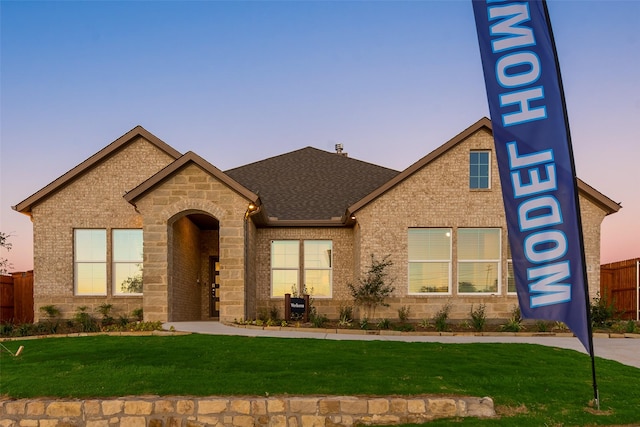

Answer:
[0,395,494,426]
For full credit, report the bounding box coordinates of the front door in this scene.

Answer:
[209,256,220,318]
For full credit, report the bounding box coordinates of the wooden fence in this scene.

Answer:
[600,259,639,320]
[0,271,34,323]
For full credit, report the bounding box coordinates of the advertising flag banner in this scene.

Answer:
[472,0,592,353]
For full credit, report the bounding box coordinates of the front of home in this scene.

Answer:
[14,118,621,323]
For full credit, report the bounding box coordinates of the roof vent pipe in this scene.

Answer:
[335,143,348,157]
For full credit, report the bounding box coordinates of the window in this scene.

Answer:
[304,240,332,298]
[408,228,452,294]
[271,240,299,297]
[74,229,107,295]
[470,151,490,189]
[507,241,516,294]
[457,228,501,294]
[270,240,333,298]
[113,229,143,295]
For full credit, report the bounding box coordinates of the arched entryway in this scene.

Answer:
[167,210,220,321]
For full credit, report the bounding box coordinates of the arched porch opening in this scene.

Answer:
[167,210,220,321]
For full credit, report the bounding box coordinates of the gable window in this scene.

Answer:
[113,229,143,295]
[470,151,490,189]
[408,228,452,294]
[74,229,107,295]
[271,240,333,298]
[457,228,501,294]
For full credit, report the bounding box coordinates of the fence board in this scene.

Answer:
[12,271,34,323]
[601,259,639,320]
[1,275,15,322]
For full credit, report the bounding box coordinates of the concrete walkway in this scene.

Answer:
[164,321,640,370]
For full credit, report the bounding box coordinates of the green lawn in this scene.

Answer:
[1,334,639,426]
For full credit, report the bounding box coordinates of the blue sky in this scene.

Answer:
[1,0,638,272]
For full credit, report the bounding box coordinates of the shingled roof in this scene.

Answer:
[225,147,400,221]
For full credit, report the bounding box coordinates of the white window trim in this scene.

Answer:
[74,228,107,296]
[470,150,491,190]
[407,228,453,296]
[457,228,502,296]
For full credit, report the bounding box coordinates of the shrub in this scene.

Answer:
[132,308,144,321]
[377,318,391,330]
[97,303,114,326]
[535,320,550,332]
[398,305,411,323]
[359,318,369,330]
[269,305,280,321]
[338,304,354,327]
[500,305,524,332]
[433,303,451,332]
[469,304,487,332]
[590,291,617,328]
[311,313,328,328]
[74,306,99,333]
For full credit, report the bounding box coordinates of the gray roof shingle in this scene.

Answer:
[225,147,400,221]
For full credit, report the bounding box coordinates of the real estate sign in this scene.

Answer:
[472,0,592,354]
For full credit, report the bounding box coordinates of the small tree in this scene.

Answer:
[348,254,395,319]
[0,231,13,275]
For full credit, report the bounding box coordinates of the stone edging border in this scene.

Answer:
[0,395,496,426]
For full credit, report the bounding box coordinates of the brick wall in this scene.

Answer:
[30,137,176,321]
[254,227,355,320]
[348,128,606,321]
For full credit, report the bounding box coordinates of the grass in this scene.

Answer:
[1,334,639,426]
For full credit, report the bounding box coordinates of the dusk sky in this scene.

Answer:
[1,0,638,273]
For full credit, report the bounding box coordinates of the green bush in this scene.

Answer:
[500,305,524,332]
[469,303,487,332]
[590,291,617,328]
[74,306,100,333]
[433,303,451,332]
[377,318,391,330]
[397,305,411,323]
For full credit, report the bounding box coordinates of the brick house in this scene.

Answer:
[13,118,621,323]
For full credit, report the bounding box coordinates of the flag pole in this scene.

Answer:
[540,0,599,409]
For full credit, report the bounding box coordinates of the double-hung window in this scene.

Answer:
[271,240,300,297]
[470,151,490,189]
[408,228,452,294]
[457,228,501,294]
[74,229,107,295]
[113,229,143,295]
[271,240,333,298]
[303,240,332,298]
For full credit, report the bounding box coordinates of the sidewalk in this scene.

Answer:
[164,321,640,369]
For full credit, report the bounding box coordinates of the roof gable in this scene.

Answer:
[347,117,620,217]
[225,147,400,221]
[124,151,259,205]
[13,126,182,214]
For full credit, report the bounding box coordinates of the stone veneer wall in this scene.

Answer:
[134,164,250,323]
[29,137,176,322]
[0,395,495,427]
